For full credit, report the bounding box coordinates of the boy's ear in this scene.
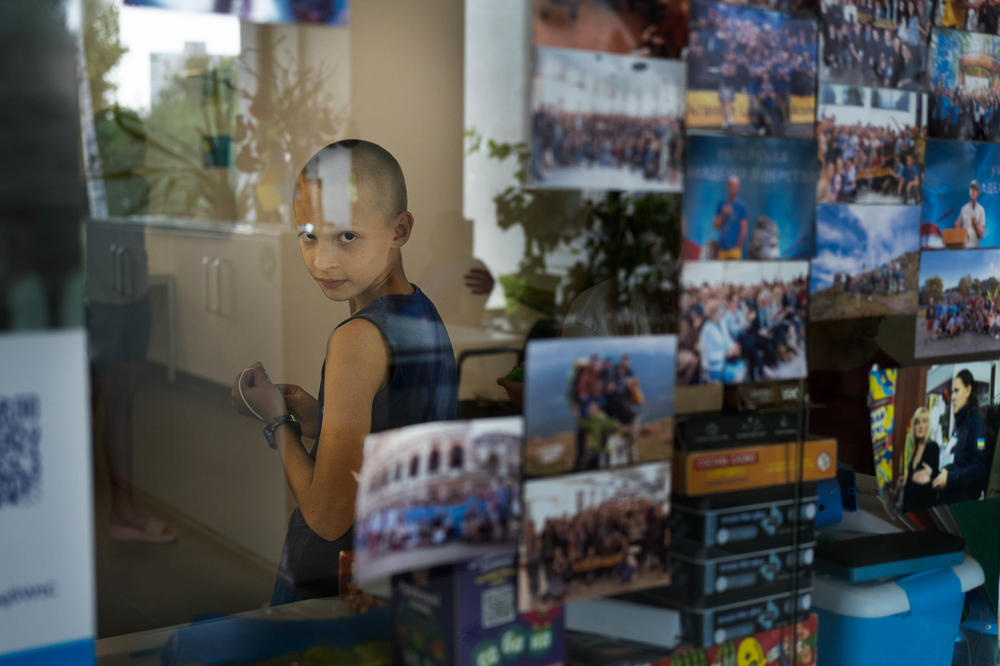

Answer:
[391,211,414,248]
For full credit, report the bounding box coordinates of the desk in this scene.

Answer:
[447,323,524,401]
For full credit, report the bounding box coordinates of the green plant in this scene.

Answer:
[564,192,680,333]
[467,130,680,332]
[466,130,587,276]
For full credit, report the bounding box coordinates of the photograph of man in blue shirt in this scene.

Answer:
[712,175,749,259]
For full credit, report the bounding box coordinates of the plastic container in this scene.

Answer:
[812,554,984,666]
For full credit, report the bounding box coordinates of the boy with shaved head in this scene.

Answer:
[233,139,457,603]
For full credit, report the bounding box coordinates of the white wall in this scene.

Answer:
[464,0,531,308]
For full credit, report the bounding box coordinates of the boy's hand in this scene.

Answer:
[463,267,495,295]
[278,383,320,439]
[235,362,287,424]
[231,367,261,419]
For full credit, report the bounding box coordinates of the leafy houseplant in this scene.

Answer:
[467,131,680,333]
[466,131,587,325]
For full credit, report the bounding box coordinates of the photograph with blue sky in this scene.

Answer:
[809,205,920,321]
[683,134,817,260]
[928,29,1000,142]
[915,248,1000,357]
[523,336,676,477]
[923,140,1000,248]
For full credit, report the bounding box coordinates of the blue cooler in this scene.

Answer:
[812,555,984,666]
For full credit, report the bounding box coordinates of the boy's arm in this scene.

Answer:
[273,318,389,541]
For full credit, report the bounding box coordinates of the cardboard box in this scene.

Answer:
[393,553,565,666]
[674,439,837,496]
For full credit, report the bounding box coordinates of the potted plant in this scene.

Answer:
[467,131,680,333]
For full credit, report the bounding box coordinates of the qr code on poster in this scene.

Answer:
[0,394,42,509]
[481,584,515,629]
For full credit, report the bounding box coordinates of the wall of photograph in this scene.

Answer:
[527,0,1000,517]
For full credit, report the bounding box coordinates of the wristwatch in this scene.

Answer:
[263,413,302,449]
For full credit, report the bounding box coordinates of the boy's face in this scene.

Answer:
[295,176,409,302]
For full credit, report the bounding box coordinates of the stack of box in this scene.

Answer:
[661,411,835,649]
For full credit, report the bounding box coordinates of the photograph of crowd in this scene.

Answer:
[881,362,1000,514]
[532,0,690,59]
[531,48,685,191]
[523,336,676,477]
[820,0,930,90]
[518,462,671,611]
[928,29,1000,142]
[935,0,1000,35]
[817,85,925,204]
[687,2,818,138]
[679,261,809,385]
[810,205,920,321]
[922,140,1000,249]
[354,418,522,583]
[915,248,1000,357]
[683,134,817,260]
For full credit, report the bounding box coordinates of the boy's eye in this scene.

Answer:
[297,224,317,241]
[338,231,358,243]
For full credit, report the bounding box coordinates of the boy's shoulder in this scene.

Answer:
[327,317,388,369]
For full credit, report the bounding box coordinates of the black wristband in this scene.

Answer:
[263,414,302,450]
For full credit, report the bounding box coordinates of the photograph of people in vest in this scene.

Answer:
[679,261,808,385]
[686,1,817,138]
[353,419,520,584]
[518,462,670,611]
[523,336,676,477]
[914,248,1000,357]
[531,0,690,60]
[884,362,1000,513]
[230,139,457,604]
[810,204,919,321]
[682,134,817,261]
[819,0,930,91]
[817,84,925,206]
[928,29,1000,142]
[529,47,685,191]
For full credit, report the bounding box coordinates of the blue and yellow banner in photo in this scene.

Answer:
[869,367,897,501]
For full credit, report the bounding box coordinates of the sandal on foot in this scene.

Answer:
[110,517,178,544]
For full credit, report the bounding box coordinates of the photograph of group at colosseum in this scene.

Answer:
[354,418,522,583]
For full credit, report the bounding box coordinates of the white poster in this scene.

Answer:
[0,330,95,664]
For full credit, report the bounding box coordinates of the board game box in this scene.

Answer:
[393,553,565,666]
